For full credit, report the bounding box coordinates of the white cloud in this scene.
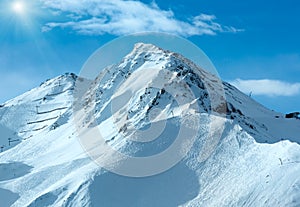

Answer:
[229,79,300,97]
[40,0,242,36]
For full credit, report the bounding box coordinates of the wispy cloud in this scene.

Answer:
[40,0,242,36]
[229,79,300,97]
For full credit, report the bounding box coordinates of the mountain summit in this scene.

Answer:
[1,43,300,207]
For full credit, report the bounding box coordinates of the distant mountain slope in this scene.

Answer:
[0,43,300,207]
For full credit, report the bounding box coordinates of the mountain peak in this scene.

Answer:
[1,43,300,206]
[122,42,168,62]
[133,42,164,53]
[40,72,77,87]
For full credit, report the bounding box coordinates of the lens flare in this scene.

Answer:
[12,1,25,14]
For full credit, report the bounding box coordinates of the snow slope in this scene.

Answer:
[0,43,300,207]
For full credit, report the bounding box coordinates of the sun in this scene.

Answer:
[12,1,26,14]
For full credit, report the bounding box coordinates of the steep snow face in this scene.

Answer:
[0,44,300,206]
[0,73,97,207]
[73,43,229,177]
[0,73,76,152]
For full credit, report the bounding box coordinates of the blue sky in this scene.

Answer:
[0,0,299,113]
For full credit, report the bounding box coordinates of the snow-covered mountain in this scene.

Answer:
[1,43,300,207]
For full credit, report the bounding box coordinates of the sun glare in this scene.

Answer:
[12,1,25,14]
